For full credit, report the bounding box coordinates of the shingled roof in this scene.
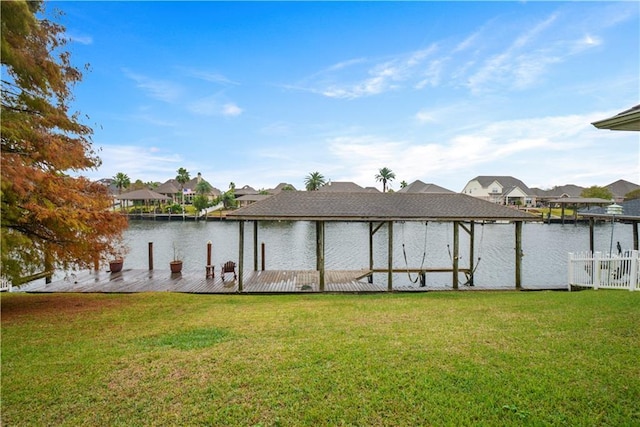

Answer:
[396,180,454,194]
[471,176,532,194]
[579,198,640,220]
[592,104,640,131]
[227,191,537,222]
[317,181,366,192]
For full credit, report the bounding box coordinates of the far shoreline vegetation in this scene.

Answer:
[108,168,640,218]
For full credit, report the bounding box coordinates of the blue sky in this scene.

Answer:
[57,1,639,192]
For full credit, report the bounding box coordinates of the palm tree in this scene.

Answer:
[400,180,408,189]
[112,172,130,212]
[113,172,130,194]
[304,171,326,191]
[193,180,214,219]
[375,167,396,193]
[195,180,212,195]
[176,167,190,216]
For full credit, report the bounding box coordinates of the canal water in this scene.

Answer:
[118,219,634,290]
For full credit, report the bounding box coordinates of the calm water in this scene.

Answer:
[118,219,634,290]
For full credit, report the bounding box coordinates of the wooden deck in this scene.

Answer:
[17,269,434,294]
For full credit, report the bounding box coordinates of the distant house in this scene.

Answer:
[231,183,297,208]
[462,176,535,206]
[236,194,271,208]
[317,181,368,192]
[397,180,454,194]
[363,187,381,193]
[530,184,584,206]
[606,179,640,203]
[156,173,219,204]
[155,180,181,203]
[234,185,258,197]
[268,183,297,194]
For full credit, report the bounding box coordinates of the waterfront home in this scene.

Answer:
[397,180,454,194]
[530,184,584,206]
[317,181,378,192]
[234,185,258,198]
[606,179,640,203]
[156,173,220,204]
[461,176,536,206]
[267,183,297,194]
[155,180,181,203]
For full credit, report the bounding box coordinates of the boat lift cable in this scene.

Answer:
[402,221,428,284]
[446,222,485,287]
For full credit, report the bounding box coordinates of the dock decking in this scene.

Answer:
[16,269,435,294]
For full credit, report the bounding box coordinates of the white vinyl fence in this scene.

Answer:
[568,250,639,291]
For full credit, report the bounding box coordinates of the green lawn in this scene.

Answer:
[2,291,638,426]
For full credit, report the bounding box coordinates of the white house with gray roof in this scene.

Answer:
[462,176,535,206]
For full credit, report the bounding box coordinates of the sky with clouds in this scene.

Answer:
[58,1,639,192]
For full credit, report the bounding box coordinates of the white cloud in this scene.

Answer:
[321,111,636,191]
[187,96,242,117]
[123,69,183,103]
[415,110,435,124]
[297,45,438,99]
[88,145,184,182]
[131,113,177,127]
[222,103,243,117]
[182,68,240,86]
[66,32,93,45]
[293,6,623,99]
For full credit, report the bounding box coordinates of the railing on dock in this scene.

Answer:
[568,250,639,291]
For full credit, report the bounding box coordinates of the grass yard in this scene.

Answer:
[2,291,639,426]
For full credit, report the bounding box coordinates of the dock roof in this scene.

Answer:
[227,191,537,222]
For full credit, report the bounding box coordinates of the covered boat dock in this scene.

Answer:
[227,192,538,291]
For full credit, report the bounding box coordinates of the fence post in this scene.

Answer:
[567,252,574,291]
[594,251,601,290]
[630,250,638,291]
[148,242,154,271]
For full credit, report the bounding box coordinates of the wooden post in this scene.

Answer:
[253,221,258,271]
[369,222,374,284]
[469,221,475,286]
[148,242,153,271]
[634,221,639,251]
[369,222,384,284]
[453,221,459,290]
[387,221,393,291]
[238,221,244,292]
[317,221,325,292]
[261,242,266,271]
[589,218,595,253]
[515,221,523,290]
[206,241,214,279]
[316,221,321,271]
[369,222,374,272]
[561,204,565,225]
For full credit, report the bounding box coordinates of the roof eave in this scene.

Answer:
[591,111,640,131]
[227,215,538,222]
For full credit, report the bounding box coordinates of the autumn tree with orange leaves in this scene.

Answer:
[1,0,128,284]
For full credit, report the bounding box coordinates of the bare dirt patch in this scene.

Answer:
[1,293,129,323]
